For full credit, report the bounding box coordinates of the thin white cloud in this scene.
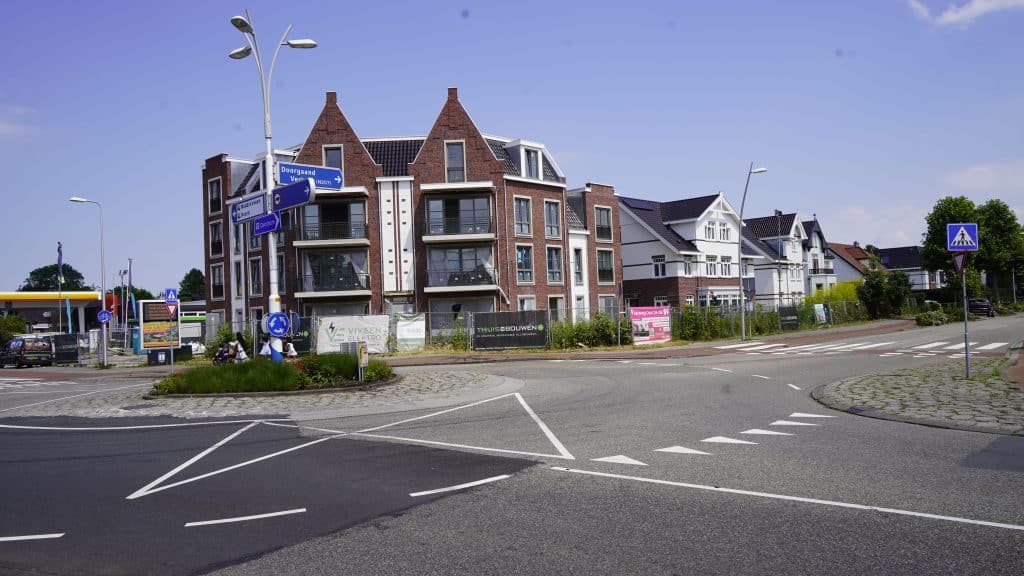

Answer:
[0,120,36,137]
[827,203,926,248]
[944,159,1024,191]
[908,0,1024,26]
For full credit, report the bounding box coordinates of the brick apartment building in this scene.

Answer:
[201,88,622,331]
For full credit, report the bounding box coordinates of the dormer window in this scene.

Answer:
[524,148,539,179]
[445,141,465,183]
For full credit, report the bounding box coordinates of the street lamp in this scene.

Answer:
[775,209,784,316]
[737,163,767,340]
[69,196,106,366]
[228,10,316,359]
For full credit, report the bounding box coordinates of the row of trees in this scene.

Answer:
[16,264,206,303]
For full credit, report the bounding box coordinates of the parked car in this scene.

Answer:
[967,298,995,317]
[0,334,55,368]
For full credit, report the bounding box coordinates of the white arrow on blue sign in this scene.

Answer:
[252,212,281,236]
[264,312,290,338]
[230,192,267,224]
[947,223,979,252]
[279,162,343,190]
[272,178,315,212]
[97,309,112,324]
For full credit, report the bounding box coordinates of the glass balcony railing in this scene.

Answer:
[296,271,370,292]
[809,267,834,275]
[425,217,492,236]
[299,222,368,241]
[426,265,497,288]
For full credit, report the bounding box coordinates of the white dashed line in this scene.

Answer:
[787,384,801,390]
[752,375,771,380]
[769,420,819,427]
[976,342,1007,350]
[0,533,65,542]
[185,508,306,527]
[913,342,949,349]
[710,367,733,373]
[410,474,512,497]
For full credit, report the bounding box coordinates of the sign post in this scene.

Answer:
[947,223,978,378]
[164,289,179,374]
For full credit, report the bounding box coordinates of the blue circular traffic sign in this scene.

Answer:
[97,309,112,324]
[264,312,290,338]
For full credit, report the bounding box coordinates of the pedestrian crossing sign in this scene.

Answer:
[946,223,978,252]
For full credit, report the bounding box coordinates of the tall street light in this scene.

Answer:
[228,10,316,358]
[69,196,107,366]
[775,209,784,318]
[737,163,767,340]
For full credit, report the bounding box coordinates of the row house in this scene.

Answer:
[201,88,622,331]
[827,241,880,282]
[741,212,808,307]
[801,217,838,296]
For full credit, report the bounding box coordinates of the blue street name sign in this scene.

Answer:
[279,162,343,190]
[97,309,112,324]
[947,222,979,252]
[272,178,315,211]
[230,192,266,224]
[264,312,290,338]
[253,212,281,236]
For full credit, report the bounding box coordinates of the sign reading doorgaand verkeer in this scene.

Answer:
[472,311,548,350]
[138,300,181,349]
[278,162,343,190]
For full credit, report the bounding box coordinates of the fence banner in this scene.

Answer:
[629,306,671,345]
[316,315,390,354]
[395,313,426,352]
[814,303,828,324]
[472,310,548,350]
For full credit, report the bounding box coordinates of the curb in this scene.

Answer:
[143,374,405,400]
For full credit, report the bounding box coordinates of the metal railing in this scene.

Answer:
[299,222,367,241]
[426,265,497,287]
[425,216,492,235]
[297,271,370,292]
[808,267,834,275]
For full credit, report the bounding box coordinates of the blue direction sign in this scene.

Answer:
[279,162,343,190]
[947,223,979,252]
[97,309,112,324]
[253,212,281,236]
[264,312,290,338]
[272,178,315,211]
[230,192,267,224]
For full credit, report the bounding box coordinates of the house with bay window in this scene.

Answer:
[201,88,621,331]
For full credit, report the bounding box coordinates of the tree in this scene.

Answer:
[0,314,27,345]
[856,264,890,319]
[19,263,90,291]
[921,196,977,273]
[885,270,913,315]
[976,199,1024,301]
[178,268,206,301]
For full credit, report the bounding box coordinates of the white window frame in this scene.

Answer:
[598,295,618,315]
[653,255,666,278]
[514,196,532,236]
[544,200,561,238]
[573,247,584,285]
[444,140,466,183]
[548,295,565,322]
[233,261,243,298]
[546,245,564,284]
[524,148,540,179]
[721,256,732,277]
[248,221,261,250]
[597,248,615,284]
[706,256,718,277]
[518,296,536,311]
[207,176,222,215]
[705,221,716,240]
[594,205,613,242]
[249,257,263,296]
[516,243,534,284]
[209,222,224,258]
[683,256,694,277]
[685,294,695,306]
[210,264,225,301]
[322,144,344,171]
[720,222,730,241]
[653,296,669,307]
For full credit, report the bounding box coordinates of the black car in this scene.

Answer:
[967,298,995,317]
[0,335,55,368]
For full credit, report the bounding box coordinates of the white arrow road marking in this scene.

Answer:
[701,436,757,445]
[185,508,306,527]
[410,474,511,497]
[788,413,836,418]
[741,429,794,436]
[769,420,820,426]
[592,455,647,465]
[654,446,711,455]
[0,533,65,542]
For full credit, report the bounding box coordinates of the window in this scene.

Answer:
[547,247,563,283]
[720,222,730,241]
[518,296,536,311]
[573,248,584,285]
[544,201,560,237]
[548,296,564,322]
[653,296,669,307]
[208,178,222,215]
[599,295,617,315]
[705,222,716,240]
[706,256,718,276]
[277,253,285,294]
[514,197,531,235]
[249,257,263,295]
[426,197,490,235]
[595,207,612,241]
[683,256,694,276]
[233,223,242,254]
[209,222,223,256]
[685,294,695,306]
[516,245,534,283]
[426,246,494,287]
[744,260,752,276]
[524,148,539,179]
[210,265,224,300]
[653,255,666,278]
[721,256,732,277]
[248,221,261,250]
[233,261,243,298]
[445,141,465,183]
[324,145,343,170]
[597,249,614,283]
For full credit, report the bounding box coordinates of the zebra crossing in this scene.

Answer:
[0,377,75,391]
[715,339,1008,358]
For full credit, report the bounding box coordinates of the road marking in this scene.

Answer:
[824,351,842,355]
[789,412,835,418]
[787,384,801,390]
[839,341,896,351]
[879,353,902,357]
[0,533,65,542]
[745,352,763,355]
[741,429,793,436]
[796,352,814,355]
[803,342,848,351]
[710,367,733,373]
[976,342,1008,350]
[549,359,565,363]
[737,344,789,351]
[769,420,819,426]
[410,474,511,497]
[715,342,764,349]
[355,432,573,460]
[913,342,949,349]
[654,446,710,455]
[0,382,151,414]
[778,343,826,352]
[616,360,633,364]
[752,375,771,380]
[944,342,975,350]
[185,508,306,527]
[548,467,1024,532]
[701,436,757,445]
[0,377,43,381]
[0,419,290,432]
[592,455,647,466]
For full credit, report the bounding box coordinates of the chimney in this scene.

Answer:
[326,91,337,105]
[853,241,860,248]
[448,87,458,101]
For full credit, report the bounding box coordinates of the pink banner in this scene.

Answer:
[629,306,671,345]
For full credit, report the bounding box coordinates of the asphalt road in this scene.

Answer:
[1,316,1022,575]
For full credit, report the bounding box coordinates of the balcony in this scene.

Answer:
[294,221,370,248]
[808,267,835,276]
[425,265,498,293]
[423,217,494,243]
[294,270,371,298]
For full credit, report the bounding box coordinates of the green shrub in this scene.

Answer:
[915,310,948,326]
[993,303,1014,316]
[205,323,251,359]
[364,359,393,381]
[296,353,358,388]
[152,359,302,395]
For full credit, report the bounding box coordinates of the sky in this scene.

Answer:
[1,0,1022,294]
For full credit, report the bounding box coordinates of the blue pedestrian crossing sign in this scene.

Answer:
[947,223,978,252]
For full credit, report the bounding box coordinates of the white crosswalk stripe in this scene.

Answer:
[975,342,1008,350]
[944,342,975,350]
[912,341,950,349]
[735,343,789,351]
[715,341,764,349]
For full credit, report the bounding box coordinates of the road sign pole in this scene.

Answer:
[962,266,970,379]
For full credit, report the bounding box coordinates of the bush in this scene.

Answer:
[0,314,27,347]
[915,311,949,326]
[993,303,1014,316]
[295,353,358,388]
[152,359,302,395]
[364,359,393,381]
[205,324,251,359]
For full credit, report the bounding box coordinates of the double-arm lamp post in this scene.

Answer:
[737,163,767,341]
[228,10,316,357]
[69,196,107,366]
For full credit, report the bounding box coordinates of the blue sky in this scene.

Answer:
[1,0,1021,294]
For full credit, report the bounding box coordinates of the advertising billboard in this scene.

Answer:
[629,306,671,345]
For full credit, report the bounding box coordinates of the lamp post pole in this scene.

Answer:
[737,163,766,340]
[229,10,316,359]
[775,209,783,328]
[69,197,106,366]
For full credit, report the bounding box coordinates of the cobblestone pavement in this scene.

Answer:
[813,355,1024,436]
[0,368,522,421]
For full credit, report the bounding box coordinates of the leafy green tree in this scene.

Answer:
[976,199,1024,301]
[0,314,27,345]
[19,263,89,291]
[856,264,890,319]
[178,268,206,301]
[921,196,977,273]
[945,267,984,299]
[885,270,913,315]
